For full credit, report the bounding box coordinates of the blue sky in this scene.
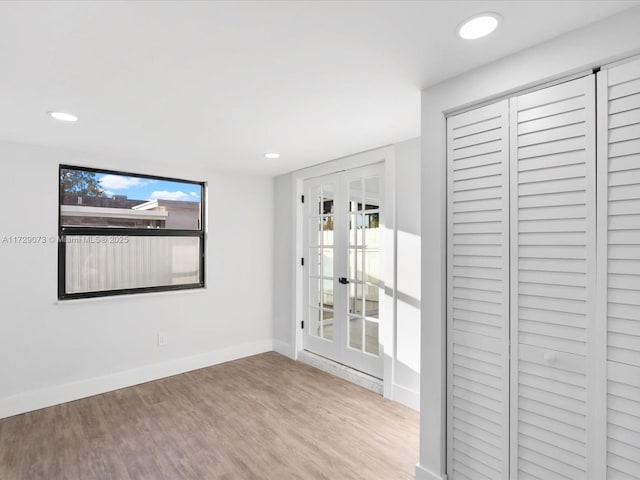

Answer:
[96,173,201,202]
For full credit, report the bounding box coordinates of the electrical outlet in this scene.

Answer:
[158,331,168,347]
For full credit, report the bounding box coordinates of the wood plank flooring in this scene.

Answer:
[0,352,419,480]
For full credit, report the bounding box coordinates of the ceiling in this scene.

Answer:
[0,1,638,176]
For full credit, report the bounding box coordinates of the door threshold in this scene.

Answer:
[297,350,383,395]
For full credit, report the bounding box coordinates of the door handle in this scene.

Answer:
[339,277,350,285]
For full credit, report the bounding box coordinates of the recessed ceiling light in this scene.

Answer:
[47,111,78,122]
[458,13,501,40]
[265,153,280,159]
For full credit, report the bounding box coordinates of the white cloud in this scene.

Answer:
[99,175,144,190]
[189,191,200,198]
[150,190,192,201]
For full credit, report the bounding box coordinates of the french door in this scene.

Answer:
[302,163,384,378]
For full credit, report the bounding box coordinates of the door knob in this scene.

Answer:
[339,277,350,285]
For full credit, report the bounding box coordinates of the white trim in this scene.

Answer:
[508,94,519,480]
[599,51,640,71]
[415,463,447,480]
[297,350,383,394]
[392,383,419,411]
[273,339,295,359]
[291,146,397,399]
[0,339,273,420]
[594,67,610,480]
[445,69,593,117]
[584,73,604,480]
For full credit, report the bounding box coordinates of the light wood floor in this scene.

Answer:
[0,352,419,480]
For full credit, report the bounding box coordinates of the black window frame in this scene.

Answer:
[58,164,205,300]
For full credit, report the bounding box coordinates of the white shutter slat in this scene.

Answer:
[609,274,640,291]
[608,198,640,215]
[518,136,586,160]
[453,162,503,181]
[609,92,640,115]
[454,128,503,149]
[518,108,586,135]
[519,307,585,329]
[518,94,585,123]
[608,454,640,480]
[608,215,640,230]
[609,154,640,172]
[519,231,586,246]
[512,75,596,478]
[608,122,640,143]
[600,56,640,480]
[518,163,585,184]
[518,446,585,479]
[518,122,586,147]
[518,403,587,443]
[453,186,503,203]
[609,317,640,337]
[518,177,586,196]
[609,77,640,99]
[453,151,504,171]
[609,108,640,129]
[609,184,640,201]
[453,266,502,282]
[448,100,510,479]
[453,139,503,161]
[519,270,586,287]
[518,190,586,208]
[453,461,489,480]
[453,197,503,213]
[518,149,586,172]
[519,360,585,388]
[518,282,585,300]
[454,427,502,457]
[609,168,640,187]
[610,59,640,85]
[453,174,503,192]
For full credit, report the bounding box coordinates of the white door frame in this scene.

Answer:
[302,163,386,378]
[291,146,396,399]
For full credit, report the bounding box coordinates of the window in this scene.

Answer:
[58,165,205,299]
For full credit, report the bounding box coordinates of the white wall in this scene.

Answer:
[417,7,640,480]
[0,140,274,419]
[393,138,421,403]
[273,172,295,356]
[272,138,421,410]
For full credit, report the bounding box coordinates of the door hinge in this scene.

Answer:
[301,257,304,266]
[301,320,304,329]
[301,194,305,203]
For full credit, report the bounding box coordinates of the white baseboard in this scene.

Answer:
[392,383,420,411]
[415,463,447,480]
[415,464,447,480]
[0,339,273,420]
[273,339,295,359]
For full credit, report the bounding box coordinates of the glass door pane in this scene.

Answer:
[307,182,336,343]
[345,172,381,358]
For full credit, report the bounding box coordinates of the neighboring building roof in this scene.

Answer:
[61,205,168,221]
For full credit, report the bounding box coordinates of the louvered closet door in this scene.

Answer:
[598,58,640,480]
[510,76,597,479]
[447,100,510,480]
